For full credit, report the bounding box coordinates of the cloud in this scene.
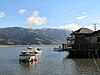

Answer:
[76,15,88,20]
[18,9,27,15]
[59,23,97,31]
[0,12,6,18]
[59,23,80,31]
[84,25,94,30]
[84,25,100,31]
[26,11,47,26]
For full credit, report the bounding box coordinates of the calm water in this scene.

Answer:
[0,45,100,75]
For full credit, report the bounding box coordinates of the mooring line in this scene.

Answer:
[92,54,100,72]
[95,49,100,62]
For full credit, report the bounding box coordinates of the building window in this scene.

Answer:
[97,37,100,42]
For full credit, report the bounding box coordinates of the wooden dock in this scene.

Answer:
[62,46,100,58]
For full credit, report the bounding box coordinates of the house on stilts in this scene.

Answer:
[62,27,100,58]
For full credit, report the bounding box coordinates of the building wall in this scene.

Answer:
[88,32,100,51]
[72,34,89,51]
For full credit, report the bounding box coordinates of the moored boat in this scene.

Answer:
[34,48,42,54]
[19,47,36,62]
[54,46,62,52]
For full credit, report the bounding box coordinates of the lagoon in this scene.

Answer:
[0,45,100,75]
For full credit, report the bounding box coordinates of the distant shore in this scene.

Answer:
[0,45,9,48]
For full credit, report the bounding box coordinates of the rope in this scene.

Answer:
[91,54,100,72]
[95,49,100,62]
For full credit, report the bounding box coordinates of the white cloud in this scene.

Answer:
[84,25,100,31]
[76,15,88,20]
[26,11,47,26]
[59,23,80,31]
[0,12,6,18]
[18,9,27,15]
[59,22,100,31]
[84,25,94,30]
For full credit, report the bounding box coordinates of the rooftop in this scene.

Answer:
[71,27,93,35]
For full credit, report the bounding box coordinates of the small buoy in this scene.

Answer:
[34,56,37,62]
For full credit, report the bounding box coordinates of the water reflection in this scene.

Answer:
[19,61,35,66]
[62,56,100,75]
[73,58,100,75]
[62,58,78,75]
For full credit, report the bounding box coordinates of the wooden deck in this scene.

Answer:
[62,47,100,52]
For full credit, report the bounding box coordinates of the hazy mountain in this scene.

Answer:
[0,27,70,45]
[34,28,70,43]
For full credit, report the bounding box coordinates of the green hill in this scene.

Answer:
[0,27,70,45]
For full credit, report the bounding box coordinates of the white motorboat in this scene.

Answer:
[54,46,62,52]
[34,48,42,54]
[19,47,36,62]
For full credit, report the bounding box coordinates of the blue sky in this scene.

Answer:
[0,0,100,30]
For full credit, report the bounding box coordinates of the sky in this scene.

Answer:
[0,0,100,31]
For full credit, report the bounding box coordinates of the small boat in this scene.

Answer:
[19,47,36,62]
[54,48,62,51]
[34,48,42,54]
[54,46,62,52]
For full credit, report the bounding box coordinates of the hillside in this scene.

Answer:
[34,28,70,42]
[0,27,70,45]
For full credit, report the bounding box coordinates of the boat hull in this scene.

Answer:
[19,55,35,62]
[34,50,42,53]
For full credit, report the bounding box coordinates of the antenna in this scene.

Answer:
[94,23,97,31]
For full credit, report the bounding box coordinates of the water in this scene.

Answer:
[0,45,100,75]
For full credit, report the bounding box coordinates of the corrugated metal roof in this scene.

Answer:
[75,28,93,33]
[71,28,93,35]
[88,29,100,36]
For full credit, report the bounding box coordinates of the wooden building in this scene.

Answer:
[70,27,93,51]
[64,27,100,58]
[87,30,100,51]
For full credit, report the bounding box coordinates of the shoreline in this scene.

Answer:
[0,45,9,48]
